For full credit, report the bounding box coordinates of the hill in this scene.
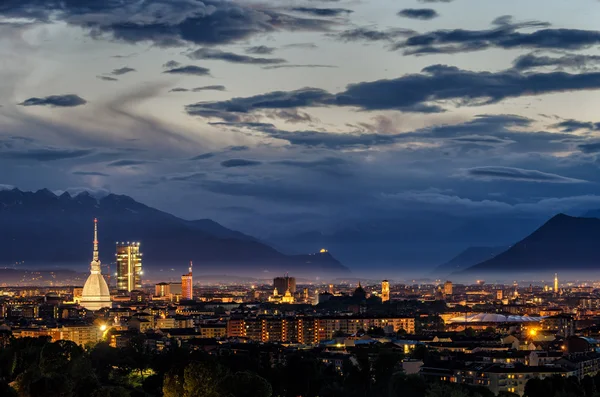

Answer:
[432,246,508,276]
[460,214,600,274]
[0,188,349,276]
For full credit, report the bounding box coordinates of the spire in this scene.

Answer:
[93,218,99,262]
[90,218,101,274]
[189,260,193,274]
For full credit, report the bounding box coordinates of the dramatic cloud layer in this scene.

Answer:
[188,48,286,65]
[187,65,600,118]
[464,166,586,183]
[163,65,210,76]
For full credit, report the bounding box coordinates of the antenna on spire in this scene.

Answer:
[189,260,193,274]
[93,218,99,262]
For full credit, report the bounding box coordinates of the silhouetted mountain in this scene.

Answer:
[0,188,349,276]
[461,214,600,274]
[432,246,508,276]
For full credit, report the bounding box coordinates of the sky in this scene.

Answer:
[3,0,600,270]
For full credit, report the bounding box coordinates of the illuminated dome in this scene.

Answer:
[447,313,543,324]
[81,219,112,311]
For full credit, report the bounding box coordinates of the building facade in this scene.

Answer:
[382,280,390,302]
[116,242,142,292]
[182,261,193,300]
[273,276,296,294]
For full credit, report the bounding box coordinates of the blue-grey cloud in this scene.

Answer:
[170,87,189,92]
[111,66,136,75]
[262,64,335,70]
[3,148,93,161]
[107,159,151,167]
[191,153,215,160]
[397,19,600,55]
[73,171,110,176]
[97,76,118,81]
[334,27,416,42]
[188,48,286,65]
[187,65,600,117]
[464,166,586,183]
[0,0,335,47]
[513,53,600,71]
[19,94,87,107]
[163,60,181,68]
[578,142,600,153]
[291,7,353,17]
[398,8,439,20]
[246,45,276,55]
[163,65,210,76]
[551,119,600,132]
[193,85,226,92]
[221,159,262,167]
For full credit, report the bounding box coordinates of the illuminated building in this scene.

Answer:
[116,242,142,292]
[182,261,193,300]
[274,275,296,294]
[554,273,559,294]
[328,284,334,295]
[155,282,170,297]
[496,289,503,300]
[444,281,453,296]
[80,219,112,311]
[281,289,294,303]
[381,280,390,302]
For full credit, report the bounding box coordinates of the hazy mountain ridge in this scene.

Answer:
[432,246,508,277]
[460,214,600,274]
[0,188,349,275]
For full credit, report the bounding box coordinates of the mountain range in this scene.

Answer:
[458,213,600,275]
[0,188,349,276]
[431,246,508,277]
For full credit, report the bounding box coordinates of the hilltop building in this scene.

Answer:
[80,219,111,311]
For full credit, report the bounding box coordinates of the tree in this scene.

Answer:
[164,361,227,397]
[222,371,272,397]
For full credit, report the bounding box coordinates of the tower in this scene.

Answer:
[182,261,193,300]
[116,242,142,292]
[274,274,296,294]
[81,219,111,311]
[554,273,559,294]
[444,281,453,297]
[381,280,390,302]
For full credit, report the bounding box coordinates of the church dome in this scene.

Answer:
[80,218,112,311]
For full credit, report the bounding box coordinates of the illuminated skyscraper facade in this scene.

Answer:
[116,242,142,292]
[381,280,390,302]
[444,281,453,296]
[554,273,559,294]
[181,261,193,300]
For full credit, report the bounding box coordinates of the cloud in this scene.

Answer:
[578,142,600,154]
[18,94,87,107]
[262,64,335,70]
[191,153,215,160]
[228,145,249,151]
[188,48,286,65]
[398,8,439,20]
[97,76,118,82]
[107,159,151,167]
[163,65,210,76]
[2,148,93,161]
[550,119,600,132]
[170,87,189,92]
[0,0,335,47]
[193,85,226,92]
[463,166,586,183]
[397,18,600,55]
[283,43,319,50]
[334,27,416,42]
[111,66,136,75]
[290,7,353,17]
[221,159,262,167]
[512,52,600,71]
[418,0,453,2]
[163,60,181,68]
[72,171,110,176]
[186,66,600,117]
[246,45,276,55]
